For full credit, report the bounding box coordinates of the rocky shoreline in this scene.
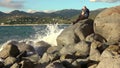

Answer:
[0,6,120,68]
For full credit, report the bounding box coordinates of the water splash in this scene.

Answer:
[32,24,64,46]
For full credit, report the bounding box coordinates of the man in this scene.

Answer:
[73,6,90,24]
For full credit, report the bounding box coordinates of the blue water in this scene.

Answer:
[0,24,69,45]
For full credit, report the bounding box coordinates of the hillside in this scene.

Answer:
[0,8,105,25]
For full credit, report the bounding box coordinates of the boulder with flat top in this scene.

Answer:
[94,6,120,44]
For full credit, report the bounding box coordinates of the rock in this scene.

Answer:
[16,51,27,61]
[10,63,20,68]
[23,54,40,63]
[100,45,120,60]
[60,44,75,56]
[74,19,94,40]
[89,41,101,61]
[57,24,79,47]
[88,64,97,68]
[85,33,106,43]
[60,44,76,60]
[61,59,74,68]
[94,6,120,44]
[71,60,81,68]
[46,60,65,68]
[4,56,16,67]
[47,46,61,60]
[0,62,4,68]
[20,59,34,68]
[0,43,20,59]
[34,41,51,56]
[74,41,90,58]
[17,42,35,55]
[39,53,50,64]
[96,57,120,68]
[47,46,60,55]
[76,59,89,68]
[57,19,93,46]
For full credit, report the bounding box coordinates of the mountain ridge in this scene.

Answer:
[0,8,106,24]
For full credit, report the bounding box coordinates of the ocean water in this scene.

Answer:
[0,24,69,46]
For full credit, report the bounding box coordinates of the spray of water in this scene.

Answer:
[32,24,64,46]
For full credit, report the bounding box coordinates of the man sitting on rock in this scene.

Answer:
[73,6,90,24]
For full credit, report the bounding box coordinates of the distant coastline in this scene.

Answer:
[0,24,70,26]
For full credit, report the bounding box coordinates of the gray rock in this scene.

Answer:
[39,53,50,64]
[89,41,101,61]
[23,54,40,63]
[74,19,94,40]
[85,33,106,43]
[94,6,120,44]
[60,44,75,55]
[0,43,20,59]
[57,19,93,46]
[34,41,51,56]
[74,41,90,57]
[47,46,60,54]
[17,42,35,54]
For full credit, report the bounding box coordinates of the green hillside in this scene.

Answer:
[0,8,105,25]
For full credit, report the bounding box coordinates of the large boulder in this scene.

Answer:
[0,43,20,59]
[57,19,93,46]
[17,42,35,55]
[94,6,120,44]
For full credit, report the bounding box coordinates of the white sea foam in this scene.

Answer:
[31,24,65,46]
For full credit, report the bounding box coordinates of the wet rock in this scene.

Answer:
[94,6,120,44]
[17,42,35,55]
[34,41,51,56]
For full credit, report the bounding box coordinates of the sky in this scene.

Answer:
[0,0,120,13]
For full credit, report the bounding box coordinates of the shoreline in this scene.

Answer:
[0,24,70,26]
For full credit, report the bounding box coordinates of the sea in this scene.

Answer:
[0,24,70,46]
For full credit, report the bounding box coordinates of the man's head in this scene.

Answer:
[82,6,87,9]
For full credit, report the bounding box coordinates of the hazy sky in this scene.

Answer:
[0,0,119,12]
